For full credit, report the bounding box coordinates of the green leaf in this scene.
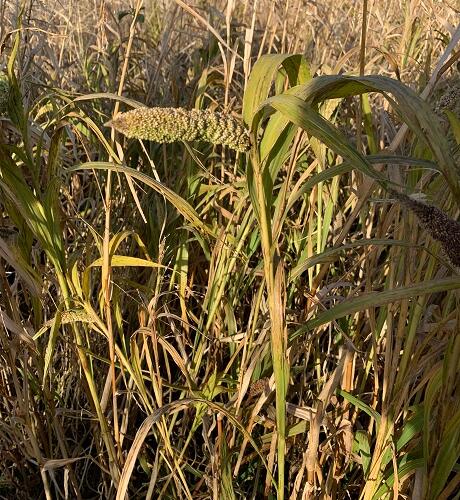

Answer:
[338,389,381,425]
[67,162,216,238]
[372,458,425,499]
[88,255,167,268]
[263,93,391,188]
[354,430,372,476]
[243,54,310,127]
[283,74,460,202]
[292,276,460,341]
[290,239,415,282]
[444,109,460,146]
[429,407,460,499]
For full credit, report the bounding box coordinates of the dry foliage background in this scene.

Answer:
[0,0,459,499]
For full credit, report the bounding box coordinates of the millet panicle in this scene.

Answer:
[107,107,251,152]
[0,74,9,116]
[389,188,460,268]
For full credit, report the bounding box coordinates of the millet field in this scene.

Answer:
[0,0,459,498]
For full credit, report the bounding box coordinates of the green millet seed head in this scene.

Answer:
[108,107,251,152]
[390,188,460,268]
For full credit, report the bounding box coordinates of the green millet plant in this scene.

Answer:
[108,107,251,152]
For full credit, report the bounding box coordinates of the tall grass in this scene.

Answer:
[0,1,459,498]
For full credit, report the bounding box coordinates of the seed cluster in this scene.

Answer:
[434,82,460,151]
[390,188,460,268]
[0,74,8,116]
[108,107,251,152]
[435,84,460,117]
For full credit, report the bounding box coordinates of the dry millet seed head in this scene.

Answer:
[389,188,460,268]
[0,74,9,116]
[435,84,460,117]
[248,377,270,398]
[434,81,460,151]
[107,107,251,152]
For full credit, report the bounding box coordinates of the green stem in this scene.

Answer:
[250,148,287,499]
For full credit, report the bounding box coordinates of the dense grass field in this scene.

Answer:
[0,0,459,498]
